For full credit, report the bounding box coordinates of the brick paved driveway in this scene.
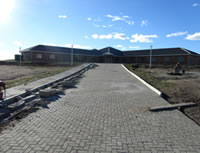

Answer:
[0,64,200,153]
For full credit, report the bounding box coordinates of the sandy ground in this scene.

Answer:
[0,65,70,88]
[0,65,60,81]
[142,67,200,125]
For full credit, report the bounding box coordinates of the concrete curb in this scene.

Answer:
[121,64,162,96]
[121,64,200,127]
[2,63,94,105]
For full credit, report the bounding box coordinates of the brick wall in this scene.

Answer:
[22,52,200,65]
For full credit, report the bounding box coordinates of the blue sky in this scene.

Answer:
[0,0,200,60]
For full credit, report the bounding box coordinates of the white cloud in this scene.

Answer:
[14,41,23,47]
[166,32,187,38]
[141,20,148,27]
[93,24,100,28]
[122,15,130,18]
[192,3,199,7]
[91,34,99,39]
[42,43,57,46]
[126,20,134,25]
[106,14,134,25]
[114,45,123,48]
[58,15,67,19]
[65,44,92,49]
[84,35,89,39]
[93,24,113,28]
[99,34,112,39]
[113,33,129,40]
[114,45,126,50]
[185,32,200,40]
[107,14,125,21]
[91,33,129,40]
[88,17,102,22]
[130,34,158,43]
[91,34,112,39]
[129,46,140,49]
[102,24,113,28]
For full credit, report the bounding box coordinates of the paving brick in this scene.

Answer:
[0,64,200,152]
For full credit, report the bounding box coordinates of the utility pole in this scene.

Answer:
[71,44,73,66]
[149,45,152,68]
[19,47,22,66]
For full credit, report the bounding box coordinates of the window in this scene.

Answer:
[178,57,184,62]
[164,57,169,62]
[49,54,55,59]
[152,57,156,62]
[36,53,42,59]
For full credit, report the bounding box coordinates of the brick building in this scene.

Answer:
[21,45,200,65]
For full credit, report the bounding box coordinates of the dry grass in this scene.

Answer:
[0,65,77,89]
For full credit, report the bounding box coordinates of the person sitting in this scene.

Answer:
[174,62,181,74]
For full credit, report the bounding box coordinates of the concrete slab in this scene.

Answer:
[150,102,197,112]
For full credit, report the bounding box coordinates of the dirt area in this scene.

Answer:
[0,65,73,88]
[125,64,200,125]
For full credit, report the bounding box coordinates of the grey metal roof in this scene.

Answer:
[104,52,114,56]
[22,45,102,56]
[21,45,199,57]
[123,48,199,56]
[100,47,123,56]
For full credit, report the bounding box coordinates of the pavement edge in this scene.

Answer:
[121,64,162,96]
[2,63,94,105]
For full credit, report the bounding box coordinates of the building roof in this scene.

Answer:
[100,47,123,56]
[21,45,199,57]
[21,45,102,56]
[123,48,199,56]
